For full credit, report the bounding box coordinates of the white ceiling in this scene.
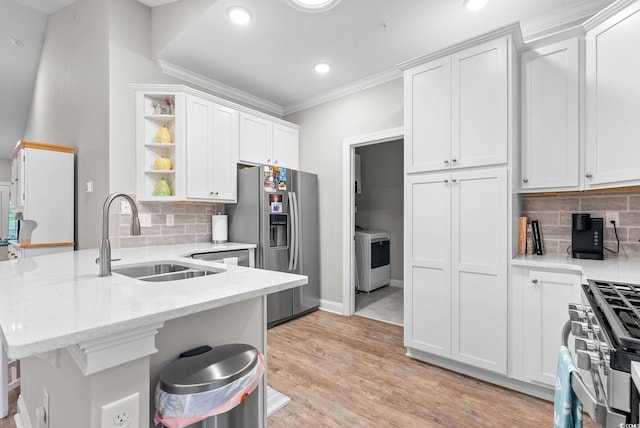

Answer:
[1,0,614,160]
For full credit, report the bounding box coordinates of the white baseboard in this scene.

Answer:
[390,279,404,288]
[319,299,343,315]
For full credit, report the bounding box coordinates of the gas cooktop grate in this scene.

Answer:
[588,279,640,351]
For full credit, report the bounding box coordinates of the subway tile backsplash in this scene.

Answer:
[521,191,640,259]
[111,198,226,249]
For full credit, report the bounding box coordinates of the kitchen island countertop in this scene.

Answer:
[0,242,305,359]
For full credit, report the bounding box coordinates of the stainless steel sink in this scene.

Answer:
[113,263,191,278]
[112,262,223,282]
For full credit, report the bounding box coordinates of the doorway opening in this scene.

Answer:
[341,127,404,325]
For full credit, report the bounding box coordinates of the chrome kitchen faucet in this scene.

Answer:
[98,193,140,276]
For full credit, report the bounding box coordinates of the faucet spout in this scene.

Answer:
[99,193,141,277]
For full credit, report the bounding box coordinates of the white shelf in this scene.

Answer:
[145,170,175,174]
[145,143,175,148]
[144,114,175,122]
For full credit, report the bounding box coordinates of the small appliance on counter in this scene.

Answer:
[571,213,604,260]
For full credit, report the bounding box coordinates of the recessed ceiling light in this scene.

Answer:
[10,38,24,48]
[314,62,331,74]
[463,0,488,11]
[285,0,341,13]
[227,6,252,24]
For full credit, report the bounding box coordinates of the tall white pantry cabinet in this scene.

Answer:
[401,25,519,375]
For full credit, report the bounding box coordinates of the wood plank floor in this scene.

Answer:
[267,310,598,427]
[1,310,598,427]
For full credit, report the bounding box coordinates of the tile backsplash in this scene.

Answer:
[111,199,226,249]
[521,190,640,259]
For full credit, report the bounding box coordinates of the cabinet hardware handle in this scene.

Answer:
[451,158,457,163]
[444,179,449,183]
[444,159,449,164]
[267,158,271,163]
[451,178,457,183]
[585,173,593,178]
[522,178,529,183]
[532,279,539,284]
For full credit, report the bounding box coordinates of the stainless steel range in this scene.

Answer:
[564,279,640,426]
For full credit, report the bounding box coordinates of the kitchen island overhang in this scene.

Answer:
[0,243,307,428]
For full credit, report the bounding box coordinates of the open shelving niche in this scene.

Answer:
[136,91,185,201]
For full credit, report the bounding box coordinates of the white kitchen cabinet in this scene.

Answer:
[403,36,510,174]
[185,95,238,202]
[511,266,581,387]
[520,38,581,192]
[239,113,299,170]
[9,141,74,247]
[584,2,640,188]
[405,168,508,374]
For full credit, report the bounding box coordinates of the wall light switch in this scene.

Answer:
[85,182,94,193]
[139,214,152,228]
[166,214,174,227]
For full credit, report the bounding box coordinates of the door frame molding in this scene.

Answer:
[341,127,404,315]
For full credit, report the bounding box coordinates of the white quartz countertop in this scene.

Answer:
[0,243,305,359]
[512,254,640,284]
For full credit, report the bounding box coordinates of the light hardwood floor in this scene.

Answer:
[267,310,598,427]
[1,310,598,427]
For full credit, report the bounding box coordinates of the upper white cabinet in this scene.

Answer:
[520,38,581,192]
[405,168,508,374]
[239,112,299,170]
[404,37,510,173]
[134,84,300,202]
[185,95,238,203]
[584,2,640,188]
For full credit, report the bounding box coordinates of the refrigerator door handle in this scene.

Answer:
[288,192,296,271]
[292,191,300,271]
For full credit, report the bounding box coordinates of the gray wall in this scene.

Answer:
[23,0,110,250]
[0,159,10,182]
[355,140,404,281]
[285,78,403,304]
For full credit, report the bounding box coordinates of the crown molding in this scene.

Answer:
[156,59,285,116]
[582,0,639,31]
[520,0,613,42]
[282,67,402,116]
[397,23,523,71]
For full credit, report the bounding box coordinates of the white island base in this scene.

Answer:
[16,297,267,428]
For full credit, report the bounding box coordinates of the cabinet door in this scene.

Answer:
[523,270,580,386]
[186,96,214,199]
[451,38,508,169]
[585,3,640,187]
[450,168,507,374]
[404,173,451,357]
[404,57,451,173]
[272,124,299,170]
[521,39,580,191]
[13,151,25,213]
[239,113,272,165]
[210,104,239,202]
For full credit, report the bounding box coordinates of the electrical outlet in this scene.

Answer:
[606,211,619,228]
[606,211,620,228]
[120,201,132,215]
[139,214,152,228]
[166,214,174,227]
[101,393,139,428]
[43,388,49,428]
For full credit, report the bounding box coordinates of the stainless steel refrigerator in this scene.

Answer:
[228,166,320,328]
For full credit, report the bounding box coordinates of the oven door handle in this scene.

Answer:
[561,320,627,426]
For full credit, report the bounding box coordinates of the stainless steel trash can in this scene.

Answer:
[157,344,261,428]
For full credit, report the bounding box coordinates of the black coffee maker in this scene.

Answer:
[571,213,604,260]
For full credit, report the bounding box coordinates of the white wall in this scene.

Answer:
[285,78,403,303]
[355,139,404,281]
[23,0,110,250]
